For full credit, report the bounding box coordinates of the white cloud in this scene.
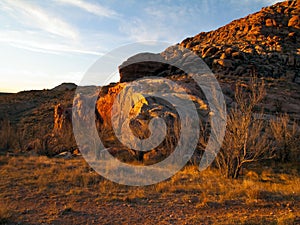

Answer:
[0,0,124,55]
[56,0,118,18]
[0,0,78,40]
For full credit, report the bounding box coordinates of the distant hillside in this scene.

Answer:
[52,83,77,92]
[0,85,76,152]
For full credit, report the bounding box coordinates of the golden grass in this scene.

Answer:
[0,202,12,224]
[0,155,299,224]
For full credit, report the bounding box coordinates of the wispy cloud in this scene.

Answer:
[0,30,103,55]
[0,0,78,40]
[0,0,114,55]
[56,0,118,18]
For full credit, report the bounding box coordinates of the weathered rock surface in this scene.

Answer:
[119,53,186,82]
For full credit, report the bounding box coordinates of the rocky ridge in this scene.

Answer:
[180,0,300,82]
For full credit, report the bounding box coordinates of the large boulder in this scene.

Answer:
[95,48,214,163]
[119,53,185,83]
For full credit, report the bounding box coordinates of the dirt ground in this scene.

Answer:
[0,155,299,225]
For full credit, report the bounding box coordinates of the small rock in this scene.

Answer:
[216,59,234,68]
[202,46,219,58]
[232,51,244,60]
[288,15,300,28]
[294,76,300,84]
[55,151,73,159]
[266,18,276,27]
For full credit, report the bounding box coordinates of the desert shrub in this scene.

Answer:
[0,117,11,150]
[270,113,299,162]
[0,117,26,151]
[0,202,12,224]
[215,78,275,179]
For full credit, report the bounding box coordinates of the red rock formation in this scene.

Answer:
[96,83,126,128]
[53,104,72,132]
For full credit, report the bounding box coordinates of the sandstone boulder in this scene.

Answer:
[119,53,185,83]
[265,18,276,27]
[288,15,300,28]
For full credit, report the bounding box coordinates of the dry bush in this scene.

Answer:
[270,113,299,162]
[215,77,274,179]
[0,117,11,150]
[27,125,76,156]
[0,118,27,152]
[277,212,297,225]
[0,204,11,224]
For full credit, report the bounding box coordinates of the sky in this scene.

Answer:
[0,0,282,93]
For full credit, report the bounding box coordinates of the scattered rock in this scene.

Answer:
[265,18,277,27]
[215,59,234,68]
[202,46,219,58]
[55,151,73,159]
[180,0,300,79]
[294,76,300,84]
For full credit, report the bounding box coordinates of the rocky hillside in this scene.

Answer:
[181,0,300,82]
[93,0,300,163]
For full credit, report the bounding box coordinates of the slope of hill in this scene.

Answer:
[181,0,299,81]
[179,0,300,118]
[0,87,76,152]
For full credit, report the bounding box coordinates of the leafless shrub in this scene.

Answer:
[215,77,274,179]
[0,201,12,224]
[270,114,299,162]
[0,117,12,150]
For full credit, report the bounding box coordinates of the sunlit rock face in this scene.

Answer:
[180,0,300,81]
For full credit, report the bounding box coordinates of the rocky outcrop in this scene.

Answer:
[26,103,76,156]
[93,1,300,163]
[95,50,214,163]
[53,104,72,132]
[180,0,300,81]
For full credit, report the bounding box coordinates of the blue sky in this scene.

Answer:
[0,0,281,92]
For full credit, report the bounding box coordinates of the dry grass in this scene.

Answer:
[0,155,299,224]
[0,201,12,224]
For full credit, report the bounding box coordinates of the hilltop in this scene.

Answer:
[181,0,299,81]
